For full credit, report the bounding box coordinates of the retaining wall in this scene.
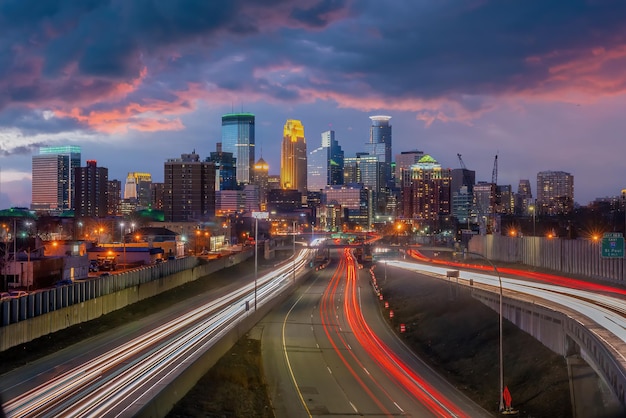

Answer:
[0,253,251,352]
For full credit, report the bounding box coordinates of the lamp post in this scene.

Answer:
[466,250,505,413]
[529,204,536,236]
[255,216,258,310]
[293,220,297,283]
[252,211,269,310]
[120,222,126,269]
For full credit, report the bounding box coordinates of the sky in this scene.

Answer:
[1,0,626,208]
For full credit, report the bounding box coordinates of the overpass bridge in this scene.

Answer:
[373,243,626,414]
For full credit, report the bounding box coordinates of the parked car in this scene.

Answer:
[0,292,11,301]
[9,290,28,298]
[99,272,111,277]
[89,260,99,272]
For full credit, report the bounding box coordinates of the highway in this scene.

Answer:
[388,257,626,361]
[1,250,312,418]
[261,248,490,417]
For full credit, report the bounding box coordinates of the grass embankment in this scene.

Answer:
[167,337,274,418]
[378,265,572,417]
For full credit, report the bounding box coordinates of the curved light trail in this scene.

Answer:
[312,248,468,417]
[388,257,626,350]
[2,250,313,418]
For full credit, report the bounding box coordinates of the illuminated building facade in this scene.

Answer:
[252,157,269,210]
[31,145,81,212]
[281,119,307,194]
[221,113,255,185]
[124,172,152,208]
[537,171,574,215]
[401,155,451,221]
[322,184,371,228]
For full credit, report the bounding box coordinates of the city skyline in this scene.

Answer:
[1,1,626,207]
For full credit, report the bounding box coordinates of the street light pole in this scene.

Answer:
[254,216,258,311]
[467,250,505,412]
[293,220,297,283]
[120,222,126,269]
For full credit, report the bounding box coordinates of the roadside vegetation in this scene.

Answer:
[167,337,274,418]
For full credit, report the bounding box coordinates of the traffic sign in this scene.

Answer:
[601,233,624,258]
[251,211,269,219]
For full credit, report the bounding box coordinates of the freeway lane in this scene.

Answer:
[1,251,313,417]
[261,249,490,417]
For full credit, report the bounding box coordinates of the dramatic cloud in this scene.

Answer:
[1,0,626,206]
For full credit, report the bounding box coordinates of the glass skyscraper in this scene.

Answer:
[308,130,344,191]
[369,115,392,189]
[221,113,255,185]
[31,145,81,212]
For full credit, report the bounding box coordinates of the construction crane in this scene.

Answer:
[491,154,498,185]
[457,153,467,170]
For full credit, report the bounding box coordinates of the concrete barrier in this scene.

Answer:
[0,252,252,352]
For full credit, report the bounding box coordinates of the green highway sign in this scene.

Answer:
[601,233,625,258]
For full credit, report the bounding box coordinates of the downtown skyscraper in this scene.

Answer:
[31,145,81,212]
[307,130,344,191]
[281,119,307,194]
[368,115,393,189]
[221,113,255,185]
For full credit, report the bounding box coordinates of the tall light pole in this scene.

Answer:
[255,216,258,310]
[293,220,297,283]
[120,222,126,269]
[252,212,268,310]
[530,203,536,236]
[466,250,505,412]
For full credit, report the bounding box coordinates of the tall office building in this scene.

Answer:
[281,119,307,194]
[368,116,392,189]
[74,160,108,218]
[395,150,424,188]
[344,152,385,214]
[150,182,165,210]
[107,180,121,216]
[221,113,255,185]
[536,171,574,215]
[496,185,514,215]
[308,130,345,191]
[207,142,237,190]
[322,184,371,228]
[252,157,269,210]
[124,172,152,208]
[31,145,81,212]
[164,151,216,222]
[516,179,533,215]
[401,155,451,221]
